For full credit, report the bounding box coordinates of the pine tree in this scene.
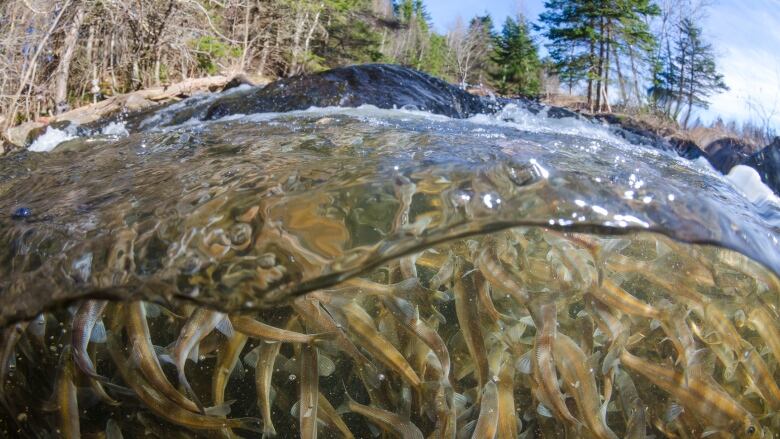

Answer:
[491,16,542,96]
[539,0,659,111]
[651,18,728,127]
[539,0,599,107]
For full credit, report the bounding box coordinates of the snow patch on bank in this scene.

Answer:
[29,125,78,152]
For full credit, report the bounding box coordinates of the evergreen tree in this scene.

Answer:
[539,0,659,111]
[650,18,728,127]
[491,16,542,96]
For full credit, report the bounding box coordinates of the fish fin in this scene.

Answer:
[233,418,264,434]
[663,403,683,423]
[152,344,169,359]
[517,315,536,328]
[516,350,533,375]
[610,271,629,286]
[101,381,135,398]
[431,308,448,325]
[290,400,300,418]
[394,277,422,294]
[601,350,620,375]
[602,238,631,255]
[262,424,278,438]
[106,419,124,439]
[318,354,335,377]
[187,343,199,363]
[279,354,296,373]
[143,302,161,318]
[157,352,174,365]
[461,420,477,437]
[233,358,247,380]
[88,378,122,407]
[701,427,723,437]
[366,421,383,437]
[216,317,234,338]
[129,342,144,367]
[536,403,553,418]
[205,400,234,416]
[28,313,47,339]
[506,322,528,343]
[335,401,349,415]
[453,392,469,411]
[177,368,206,414]
[243,346,261,368]
[41,394,59,412]
[312,331,340,346]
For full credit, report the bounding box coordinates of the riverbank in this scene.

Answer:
[0,74,266,154]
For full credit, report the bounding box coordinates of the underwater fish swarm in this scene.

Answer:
[1,226,779,439]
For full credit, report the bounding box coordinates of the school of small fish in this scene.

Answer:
[1,221,779,439]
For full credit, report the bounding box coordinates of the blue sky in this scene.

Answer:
[425,0,780,133]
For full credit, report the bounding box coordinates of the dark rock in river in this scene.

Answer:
[743,137,780,194]
[516,98,582,119]
[705,137,755,173]
[205,64,495,120]
[593,113,678,153]
[668,135,705,160]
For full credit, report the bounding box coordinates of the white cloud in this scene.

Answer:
[696,0,780,132]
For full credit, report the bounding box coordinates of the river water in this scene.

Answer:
[1,88,780,438]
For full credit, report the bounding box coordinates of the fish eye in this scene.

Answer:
[747,426,756,435]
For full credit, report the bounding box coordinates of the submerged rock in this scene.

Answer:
[205,64,495,120]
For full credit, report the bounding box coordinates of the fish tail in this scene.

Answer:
[262,423,278,437]
[312,331,340,347]
[229,417,263,434]
[73,348,102,380]
[177,367,206,414]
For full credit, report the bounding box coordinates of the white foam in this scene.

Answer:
[726,165,780,205]
[28,126,78,152]
[691,156,718,173]
[101,121,129,137]
[466,104,626,147]
[204,102,634,151]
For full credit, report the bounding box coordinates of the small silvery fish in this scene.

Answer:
[533,302,578,425]
[172,308,231,411]
[554,334,618,439]
[56,347,80,439]
[299,343,319,439]
[343,390,424,439]
[454,258,489,388]
[620,349,762,438]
